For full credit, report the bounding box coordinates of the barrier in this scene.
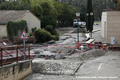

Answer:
[0,45,30,66]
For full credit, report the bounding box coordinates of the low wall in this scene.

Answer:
[0,60,32,80]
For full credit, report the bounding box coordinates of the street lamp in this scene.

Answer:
[76,12,80,48]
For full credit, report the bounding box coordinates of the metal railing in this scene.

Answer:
[0,45,30,67]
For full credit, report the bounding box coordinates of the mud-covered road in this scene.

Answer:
[23,24,120,80]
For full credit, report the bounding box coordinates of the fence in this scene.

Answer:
[0,45,30,67]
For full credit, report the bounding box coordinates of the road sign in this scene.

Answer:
[20,30,28,39]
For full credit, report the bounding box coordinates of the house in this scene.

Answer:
[101,11,120,44]
[0,10,41,38]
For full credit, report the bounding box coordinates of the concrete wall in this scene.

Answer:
[0,25,7,38]
[101,11,120,43]
[0,60,32,80]
[21,12,41,34]
[101,12,107,38]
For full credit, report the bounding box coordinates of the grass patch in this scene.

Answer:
[94,21,101,24]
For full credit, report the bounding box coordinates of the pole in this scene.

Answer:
[0,48,3,66]
[90,13,93,38]
[77,18,79,48]
[23,39,26,60]
[86,13,88,31]
[91,14,92,38]
[16,47,18,63]
[28,45,30,59]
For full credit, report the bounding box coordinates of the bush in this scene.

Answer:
[7,20,28,41]
[52,34,59,41]
[45,25,59,41]
[45,25,57,35]
[34,29,53,43]
[32,27,37,33]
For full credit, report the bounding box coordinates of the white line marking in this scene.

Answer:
[98,63,103,70]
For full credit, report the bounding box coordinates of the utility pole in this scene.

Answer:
[86,0,94,38]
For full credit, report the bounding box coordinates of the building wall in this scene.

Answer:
[101,11,120,43]
[0,11,41,38]
[0,60,32,80]
[101,12,107,38]
[0,25,7,38]
[21,12,41,34]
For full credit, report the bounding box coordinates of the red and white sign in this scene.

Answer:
[20,30,28,39]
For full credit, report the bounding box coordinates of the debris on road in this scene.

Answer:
[32,60,82,75]
[30,45,75,60]
[79,49,106,60]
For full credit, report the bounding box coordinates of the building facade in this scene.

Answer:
[101,11,120,44]
[0,10,41,38]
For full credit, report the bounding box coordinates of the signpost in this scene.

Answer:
[20,30,28,60]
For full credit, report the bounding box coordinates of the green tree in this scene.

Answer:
[58,0,115,20]
[15,2,31,10]
[117,0,120,10]
[0,1,31,10]
[31,4,43,19]
[41,2,58,18]
[55,2,77,27]
[41,15,57,29]
[0,2,14,10]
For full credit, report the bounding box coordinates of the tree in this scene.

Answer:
[31,4,43,19]
[0,2,14,10]
[40,2,58,19]
[0,1,31,10]
[57,0,115,20]
[117,0,120,10]
[41,15,57,29]
[15,2,31,10]
[54,2,77,27]
[0,0,77,28]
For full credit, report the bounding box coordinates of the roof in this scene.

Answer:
[0,10,29,24]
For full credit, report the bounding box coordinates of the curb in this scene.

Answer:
[70,63,83,76]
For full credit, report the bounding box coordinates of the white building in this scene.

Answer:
[101,11,120,44]
[0,10,41,38]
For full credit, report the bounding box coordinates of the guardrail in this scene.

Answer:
[0,45,30,67]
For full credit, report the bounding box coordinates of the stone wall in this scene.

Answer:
[0,60,32,80]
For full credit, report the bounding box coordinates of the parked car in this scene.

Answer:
[73,19,86,28]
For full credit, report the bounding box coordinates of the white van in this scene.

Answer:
[73,19,86,28]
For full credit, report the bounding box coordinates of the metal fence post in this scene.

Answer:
[28,45,30,59]
[16,47,18,63]
[0,48,3,66]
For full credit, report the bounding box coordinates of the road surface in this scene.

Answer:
[24,24,120,80]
